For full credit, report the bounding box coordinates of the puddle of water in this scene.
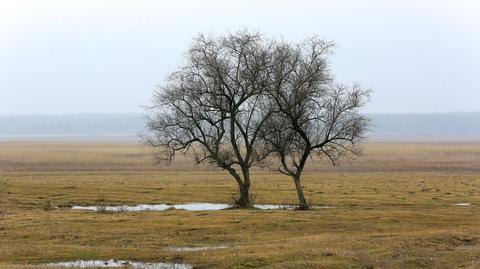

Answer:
[167,245,228,251]
[174,203,230,210]
[46,260,192,269]
[72,204,172,212]
[452,203,471,206]
[72,203,335,212]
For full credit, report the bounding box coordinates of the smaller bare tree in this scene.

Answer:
[262,38,369,210]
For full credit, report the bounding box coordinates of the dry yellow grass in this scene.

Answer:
[1,141,479,172]
[0,141,479,268]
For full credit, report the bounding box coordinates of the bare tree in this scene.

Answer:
[146,31,369,209]
[262,38,370,210]
[145,31,274,208]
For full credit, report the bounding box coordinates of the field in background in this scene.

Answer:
[0,141,479,268]
[1,140,480,172]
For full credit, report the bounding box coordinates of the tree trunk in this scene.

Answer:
[226,167,252,208]
[293,175,309,210]
[236,166,252,208]
[237,183,251,207]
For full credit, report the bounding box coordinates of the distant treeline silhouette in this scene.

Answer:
[0,114,145,136]
[0,112,479,137]
[370,112,480,136]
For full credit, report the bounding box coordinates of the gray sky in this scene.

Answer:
[1,0,479,114]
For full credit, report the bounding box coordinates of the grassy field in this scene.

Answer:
[0,140,479,268]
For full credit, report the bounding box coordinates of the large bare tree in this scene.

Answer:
[145,31,274,207]
[262,38,369,209]
[146,31,369,209]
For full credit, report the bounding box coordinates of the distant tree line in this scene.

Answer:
[370,113,480,136]
[1,112,479,137]
[0,114,145,136]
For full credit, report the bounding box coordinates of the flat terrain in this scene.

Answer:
[0,141,479,268]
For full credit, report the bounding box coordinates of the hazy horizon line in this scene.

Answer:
[1,111,480,117]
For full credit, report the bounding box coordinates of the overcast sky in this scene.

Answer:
[1,0,479,114]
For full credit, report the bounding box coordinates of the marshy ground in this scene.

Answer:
[0,140,479,268]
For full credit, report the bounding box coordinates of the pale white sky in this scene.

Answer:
[1,0,479,114]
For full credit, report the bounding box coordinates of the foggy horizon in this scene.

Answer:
[2,0,479,115]
[1,111,480,117]
[2,112,480,138]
